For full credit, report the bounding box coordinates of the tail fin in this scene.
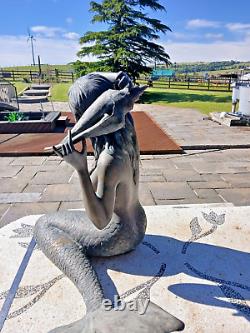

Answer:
[129,85,148,102]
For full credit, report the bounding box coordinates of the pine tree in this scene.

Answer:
[78,0,171,80]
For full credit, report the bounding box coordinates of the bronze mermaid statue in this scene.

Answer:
[34,72,185,333]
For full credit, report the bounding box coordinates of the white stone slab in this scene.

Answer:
[0,205,249,333]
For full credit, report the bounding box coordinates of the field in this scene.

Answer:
[141,88,232,115]
[11,82,232,115]
[2,64,73,72]
[13,82,28,94]
[50,83,72,101]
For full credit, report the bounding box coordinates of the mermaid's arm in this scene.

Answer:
[53,131,119,230]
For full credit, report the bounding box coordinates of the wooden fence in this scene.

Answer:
[0,69,75,83]
[0,70,237,92]
[140,76,234,92]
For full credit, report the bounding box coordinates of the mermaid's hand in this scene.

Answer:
[53,130,87,172]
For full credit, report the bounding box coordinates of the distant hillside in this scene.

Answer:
[1,64,74,72]
[169,61,250,75]
[2,60,250,77]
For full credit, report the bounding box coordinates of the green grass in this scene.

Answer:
[3,64,73,72]
[15,82,232,115]
[141,88,232,115]
[12,82,28,94]
[50,83,71,101]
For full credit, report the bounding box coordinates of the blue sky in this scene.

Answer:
[0,0,250,66]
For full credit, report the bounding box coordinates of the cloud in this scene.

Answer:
[187,19,221,29]
[30,25,80,41]
[1,29,250,67]
[226,23,250,32]
[0,35,95,66]
[170,32,198,41]
[205,33,224,40]
[63,32,80,40]
[162,40,250,62]
[31,26,65,38]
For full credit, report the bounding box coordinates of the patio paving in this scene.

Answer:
[1,103,250,226]
[134,104,250,148]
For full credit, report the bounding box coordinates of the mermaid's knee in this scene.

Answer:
[33,214,59,248]
[34,215,49,238]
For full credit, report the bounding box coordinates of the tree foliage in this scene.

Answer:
[78,0,171,79]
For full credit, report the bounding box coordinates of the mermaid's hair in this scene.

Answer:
[90,112,139,184]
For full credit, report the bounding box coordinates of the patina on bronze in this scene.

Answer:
[34,72,184,333]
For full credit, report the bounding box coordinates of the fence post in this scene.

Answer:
[228,78,232,91]
[187,78,190,89]
[207,78,210,90]
[71,72,74,83]
[12,71,15,81]
[30,70,33,82]
[55,69,59,83]
[168,77,171,88]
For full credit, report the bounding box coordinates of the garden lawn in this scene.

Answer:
[50,83,72,102]
[141,88,232,115]
[17,83,232,116]
[13,82,28,94]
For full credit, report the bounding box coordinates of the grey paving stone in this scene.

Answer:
[200,173,225,182]
[140,155,154,160]
[192,162,233,174]
[148,182,196,200]
[163,169,203,182]
[155,199,182,205]
[138,183,155,206]
[11,156,47,166]
[42,159,62,166]
[59,201,84,211]
[0,165,23,178]
[0,204,10,219]
[177,197,224,204]
[139,174,165,182]
[37,164,63,172]
[220,173,250,188]
[173,161,194,170]
[194,189,221,199]
[0,157,15,165]
[0,193,41,204]
[188,181,232,189]
[0,202,60,227]
[217,188,250,206]
[15,166,40,180]
[140,168,163,176]
[141,159,174,169]
[31,170,73,185]
[40,184,82,202]
[23,184,47,193]
[0,178,28,193]
[47,156,62,162]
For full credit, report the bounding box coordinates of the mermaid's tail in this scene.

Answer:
[34,213,185,333]
[50,301,184,333]
[34,216,104,313]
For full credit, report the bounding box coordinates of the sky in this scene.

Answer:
[0,0,250,66]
